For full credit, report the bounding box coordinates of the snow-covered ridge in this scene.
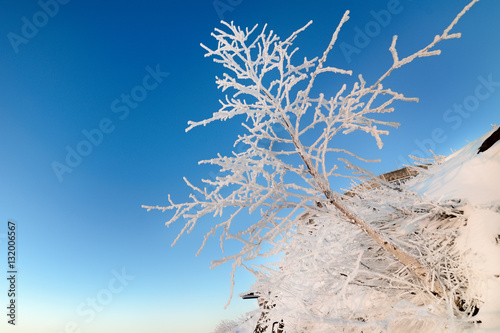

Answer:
[409,127,500,330]
[410,127,500,206]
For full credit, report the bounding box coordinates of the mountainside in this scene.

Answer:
[408,127,500,330]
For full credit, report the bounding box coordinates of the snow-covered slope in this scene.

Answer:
[411,129,500,206]
[409,128,500,330]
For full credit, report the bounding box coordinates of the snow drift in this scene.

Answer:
[409,127,500,330]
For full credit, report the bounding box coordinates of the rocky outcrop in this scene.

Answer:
[478,126,500,153]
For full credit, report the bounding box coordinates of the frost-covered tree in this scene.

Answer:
[144,0,480,330]
[250,177,481,331]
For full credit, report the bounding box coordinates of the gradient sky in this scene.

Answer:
[0,0,499,332]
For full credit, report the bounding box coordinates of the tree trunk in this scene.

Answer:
[327,189,444,297]
[292,135,445,298]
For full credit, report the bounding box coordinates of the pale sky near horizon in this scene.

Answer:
[1,0,499,332]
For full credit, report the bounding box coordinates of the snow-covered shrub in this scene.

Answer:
[253,183,481,332]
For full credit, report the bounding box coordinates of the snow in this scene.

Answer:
[411,129,500,206]
[458,207,500,330]
[409,128,500,331]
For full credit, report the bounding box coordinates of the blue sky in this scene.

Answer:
[0,0,499,332]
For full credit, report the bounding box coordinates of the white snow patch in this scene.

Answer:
[457,207,500,331]
[409,128,500,331]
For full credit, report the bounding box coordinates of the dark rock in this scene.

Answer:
[478,127,500,153]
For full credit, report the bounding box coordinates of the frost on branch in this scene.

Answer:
[143,0,480,326]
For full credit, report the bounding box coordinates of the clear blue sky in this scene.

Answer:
[0,0,498,332]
